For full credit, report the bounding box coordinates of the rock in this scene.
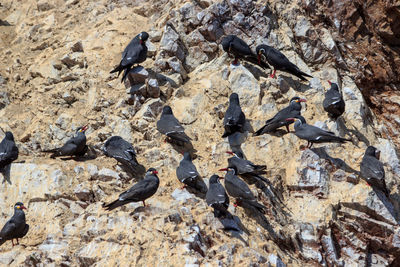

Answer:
[168,56,187,78]
[148,30,162,42]
[91,168,120,181]
[61,53,85,68]
[134,98,163,119]
[125,66,149,86]
[74,183,94,202]
[228,65,260,110]
[171,188,194,202]
[165,212,183,224]
[62,92,77,105]
[0,91,10,110]
[71,41,84,52]
[146,40,157,57]
[146,78,160,98]
[37,0,54,11]
[160,24,186,61]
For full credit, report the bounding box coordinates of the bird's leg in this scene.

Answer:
[16,238,19,245]
[12,239,15,246]
[142,201,146,207]
[270,69,276,78]
[181,184,187,190]
[285,125,290,133]
[232,57,238,66]
[308,142,313,149]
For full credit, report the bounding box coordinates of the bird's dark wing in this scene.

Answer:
[0,220,17,240]
[120,45,141,68]
[266,47,292,68]
[157,115,191,142]
[119,178,157,202]
[176,161,199,183]
[361,157,385,180]
[225,176,255,201]
[233,38,253,56]
[206,183,229,207]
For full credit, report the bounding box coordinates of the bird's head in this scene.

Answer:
[77,124,89,133]
[4,131,14,141]
[147,168,158,175]
[139,32,149,44]
[327,81,339,91]
[365,146,380,159]
[286,116,306,126]
[218,166,236,174]
[229,93,240,104]
[162,105,173,115]
[290,96,307,104]
[15,202,27,210]
[209,174,223,184]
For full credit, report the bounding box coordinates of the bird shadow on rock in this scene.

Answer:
[336,117,370,147]
[1,164,12,185]
[242,62,269,80]
[184,179,208,200]
[373,189,400,224]
[239,202,295,252]
[0,20,12,26]
[279,75,312,93]
[267,129,290,137]
[168,140,198,159]
[61,146,98,162]
[243,120,254,134]
[218,213,250,245]
[311,147,359,175]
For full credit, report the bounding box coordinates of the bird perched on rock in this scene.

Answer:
[226,151,267,184]
[110,31,149,83]
[157,106,191,145]
[360,146,389,197]
[103,136,145,178]
[222,93,246,138]
[0,202,29,247]
[103,168,159,211]
[221,35,269,69]
[256,44,312,81]
[43,125,88,158]
[206,175,230,218]
[0,131,18,171]
[254,97,306,136]
[176,152,207,194]
[219,167,266,213]
[286,116,350,149]
[323,81,345,120]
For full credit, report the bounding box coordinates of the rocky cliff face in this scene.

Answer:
[0,0,399,266]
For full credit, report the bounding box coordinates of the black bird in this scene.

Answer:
[219,167,266,213]
[360,146,389,197]
[0,202,29,247]
[254,97,306,136]
[256,44,312,81]
[103,136,146,178]
[286,116,351,149]
[103,168,159,211]
[176,152,207,194]
[222,93,246,138]
[226,151,267,180]
[206,175,229,218]
[157,106,191,144]
[43,125,88,158]
[0,132,18,171]
[323,81,345,120]
[110,31,149,83]
[221,35,270,69]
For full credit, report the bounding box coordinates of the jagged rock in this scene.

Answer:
[62,92,77,105]
[228,64,261,110]
[171,188,194,202]
[160,24,186,61]
[61,53,85,68]
[74,183,94,202]
[146,78,160,98]
[71,41,84,52]
[37,0,54,11]
[125,66,149,86]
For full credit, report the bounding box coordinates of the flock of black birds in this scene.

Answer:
[0,31,390,248]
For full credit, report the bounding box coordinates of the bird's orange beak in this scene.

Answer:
[81,124,89,132]
[299,99,307,102]
[21,205,27,210]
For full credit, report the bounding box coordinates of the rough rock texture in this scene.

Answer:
[0,0,399,266]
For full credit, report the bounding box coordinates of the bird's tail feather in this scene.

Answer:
[103,199,125,211]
